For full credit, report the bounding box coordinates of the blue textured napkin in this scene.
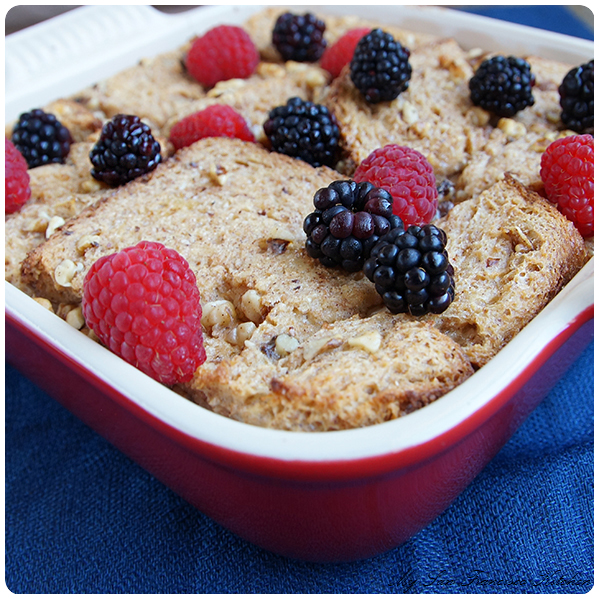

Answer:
[5,6,593,594]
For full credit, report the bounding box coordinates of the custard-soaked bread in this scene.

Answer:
[5,142,106,294]
[72,46,205,134]
[321,38,576,196]
[454,55,576,202]
[164,61,329,141]
[193,313,474,431]
[21,138,474,430]
[427,176,588,367]
[243,7,439,63]
[321,37,489,177]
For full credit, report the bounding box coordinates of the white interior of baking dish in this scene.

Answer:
[5,5,595,462]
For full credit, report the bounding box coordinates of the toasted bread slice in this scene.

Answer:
[20,137,475,430]
[71,46,205,134]
[243,7,440,63]
[163,61,330,142]
[320,37,489,178]
[426,175,588,367]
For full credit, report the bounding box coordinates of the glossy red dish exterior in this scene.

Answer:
[5,302,593,562]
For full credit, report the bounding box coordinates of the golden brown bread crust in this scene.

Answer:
[192,314,473,431]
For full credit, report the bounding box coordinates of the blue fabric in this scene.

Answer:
[5,6,594,594]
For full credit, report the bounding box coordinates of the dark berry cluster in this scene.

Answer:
[469,55,535,117]
[363,224,455,316]
[559,59,594,133]
[272,12,327,62]
[11,109,73,169]
[349,29,412,104]
[303,180,403,272]
[263,97,340,167]
[89,114,162,186]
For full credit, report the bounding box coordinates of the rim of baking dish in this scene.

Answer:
[5,257,593,470]
[5,5,595,474]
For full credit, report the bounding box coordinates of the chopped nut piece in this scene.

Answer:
[401,101,419,125]
[202,300,236,328]
[208,163,228,186]
[76,234,102,254]
[236,322,257,345]
[347,330,382,354]
[303,337,342,361]
[275,333,299,356]
[33,297,54,311]
[66,306,85,329]
[207,78,246,97]
[240,289,263,324]
[256,62,286,78]
[46,216,66,239]
[54,259,81,287]
[469,106,491,127]
[498,118,527,139]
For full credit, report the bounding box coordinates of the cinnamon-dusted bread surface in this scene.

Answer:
[71,46,206,135]
[320,37,490,178]
[243,7,440,63]
[423,176,588,367]
[321,38,578,198]
[5,141,106,294]
[20,137,474,430]
[163,61,330,142]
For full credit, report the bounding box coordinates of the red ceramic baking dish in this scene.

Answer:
[5,5,594,562]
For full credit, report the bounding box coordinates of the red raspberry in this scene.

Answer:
[353,145,438,227]
[169,105,255,150]
[5,138,31,214]
[320,27,371,78]
[82,241,206,385]
[540,134,594,237]
[185,25,260,88]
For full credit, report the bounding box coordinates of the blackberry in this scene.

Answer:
[11,109,73,169]
[263,97,340,168]
[89,114,162,186]
[469,55,535,117]
[349,29,412,104]
[363,224,455,316]
[303,180,403,272]
[272,12,327,62]
[559,60,594,133]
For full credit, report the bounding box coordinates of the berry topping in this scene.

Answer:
[540,134,594,237]
[81,241,206,385]
[169,105,255,150]
[185,25,260,88]
[363,224,455,316]
[263,97,340,167]
[353,144,438,227]
[304,180,403,272]
[558,59,594,133]
[469,55,536,117]
[320,27,371,79]
[5,138,31,214]
[349,29,412,103]
[11,108,73,169]
[272,12,327,63]
[89,114,162,187]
